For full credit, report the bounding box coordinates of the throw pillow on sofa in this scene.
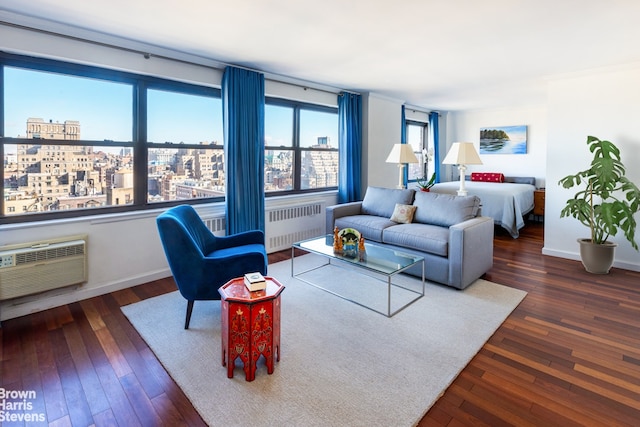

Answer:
[390,203,417,224]
[361,186,415,218]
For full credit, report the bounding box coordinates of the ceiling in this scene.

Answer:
[2,0,640,111]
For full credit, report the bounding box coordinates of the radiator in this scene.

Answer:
[202,201,325,253]
[203,216,226,236]
[0,235,88,301]
[265,201,325,253]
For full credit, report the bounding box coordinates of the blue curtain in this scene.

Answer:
[430,111,441,183]
[222,66,265,234]
[338,92,362,203]
[401,105,408,187]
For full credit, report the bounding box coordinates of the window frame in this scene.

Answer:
[0,52,223,224]
[406,119,429,184]
[0,53,339,224]
[264,97,338,196]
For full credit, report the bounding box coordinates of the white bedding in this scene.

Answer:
[429,181,535,238]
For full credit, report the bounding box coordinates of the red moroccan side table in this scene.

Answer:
[219,276,284,381]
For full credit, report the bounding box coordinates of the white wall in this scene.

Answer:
[0,23,222,88]
[362,93,404,189]
[543,64,640,271]
[446,106,548,188]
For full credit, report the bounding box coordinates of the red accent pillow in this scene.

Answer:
[471,172,505,183]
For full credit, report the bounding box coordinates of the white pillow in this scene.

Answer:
[390,203,416,224]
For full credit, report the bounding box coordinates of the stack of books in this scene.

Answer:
[244,272,266,291]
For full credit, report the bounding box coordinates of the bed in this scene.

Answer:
[429,176,536,238]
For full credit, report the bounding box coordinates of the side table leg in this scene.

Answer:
[227,303,251,380]
[252,302,276,377]
[274,296,281,362]
[221,300,229,373]
[228,358,235,379]
[244,355,255,381]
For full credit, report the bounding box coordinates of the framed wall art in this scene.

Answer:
[479,125,527,154]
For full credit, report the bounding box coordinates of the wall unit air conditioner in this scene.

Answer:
[0,235,88,301]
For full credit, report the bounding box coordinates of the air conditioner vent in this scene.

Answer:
[15,243,85,266]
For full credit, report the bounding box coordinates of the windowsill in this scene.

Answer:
[0,191,339,231]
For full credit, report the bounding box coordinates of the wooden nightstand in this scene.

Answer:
[533,188,545,220]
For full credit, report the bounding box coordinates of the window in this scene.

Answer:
[1,52,338,224]
[147,89,223,145]
[265,104,294,191]
[264,100,338,193]
[1,52,223,223]
[406,121,429,182]
[299,109,339,190]
[146,88,224,202]
[2,64,136,216]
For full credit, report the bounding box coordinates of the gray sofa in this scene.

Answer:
[325,186,494,289]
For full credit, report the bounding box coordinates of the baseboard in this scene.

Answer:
[0,268,172,322]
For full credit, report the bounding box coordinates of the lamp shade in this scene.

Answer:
[442,142,483,165]
[385,144,419,164]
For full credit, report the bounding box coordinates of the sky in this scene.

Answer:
[4,67,134,141]
[3,66,338,151]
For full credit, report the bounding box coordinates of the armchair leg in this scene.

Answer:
[185,300,194,329]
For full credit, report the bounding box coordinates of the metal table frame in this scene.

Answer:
[291,236,425,317]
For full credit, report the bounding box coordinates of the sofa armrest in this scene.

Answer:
[448,216,494,289]
[325,201,363,233]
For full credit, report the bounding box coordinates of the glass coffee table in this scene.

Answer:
[291,235,425,317]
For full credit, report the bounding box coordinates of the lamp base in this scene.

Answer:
[396,164,405,189]
[457,164,468,196]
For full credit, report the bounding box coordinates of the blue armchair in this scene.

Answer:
[156,205,268,329]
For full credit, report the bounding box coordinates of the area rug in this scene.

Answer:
[122,255,526,427]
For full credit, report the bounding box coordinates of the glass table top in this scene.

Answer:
[293,235,423,276]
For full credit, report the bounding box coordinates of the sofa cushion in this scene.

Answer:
[382,223,449,257]
[413,191,480,227]
[361,186,415,218]
[335,215,396,242]
[390,203,416,224]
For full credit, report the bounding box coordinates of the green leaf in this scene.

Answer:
[558,136,640,251]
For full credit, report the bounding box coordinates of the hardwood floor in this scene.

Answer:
[1,221,639,426]
[419,223,640,427]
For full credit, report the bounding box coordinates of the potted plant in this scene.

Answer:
[417,172,436,192]
[558,135,640,273]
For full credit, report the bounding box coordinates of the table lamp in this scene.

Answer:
[385,144,419,189]
[442,142,483,196]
